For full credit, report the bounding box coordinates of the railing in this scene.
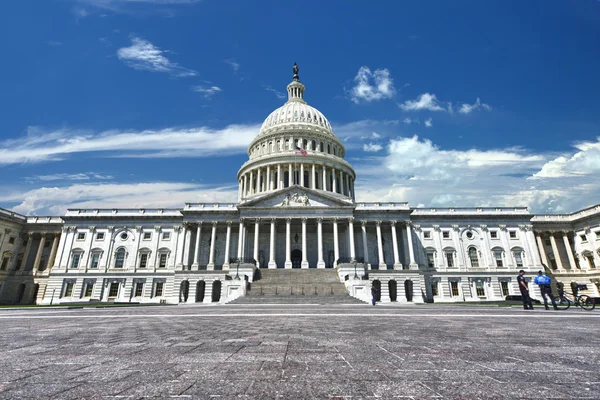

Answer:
[229,257,257,265]
[336,257,366,265]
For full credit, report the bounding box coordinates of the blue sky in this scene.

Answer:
[1,0,600,215]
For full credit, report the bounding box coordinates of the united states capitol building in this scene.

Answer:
[1,67,599,305]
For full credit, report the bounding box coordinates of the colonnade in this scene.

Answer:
[238,163,355,201]
[5,232,60,274]
[181,218,415,270]
[535,230,594,270]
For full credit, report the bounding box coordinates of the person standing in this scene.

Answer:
[371,285,378,306]
[534,270,558,310]
[517,270,533,310]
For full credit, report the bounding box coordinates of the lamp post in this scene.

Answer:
[235,258,241,280]
[353,259,359,280]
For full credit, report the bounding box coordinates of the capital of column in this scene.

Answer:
[348,217,354,223]
[360,220,368,227]
[173,226,182,232]
[39,232,47,238]
[498,224,506,231]
[27,232,34,237]
[376,220,382,227]
[154,225,162,232]
[432,224,440,231]
[390,220,397,227]
[301,217,307,223]
[254,218,261,223]
[332,217,339,222]
[316,217,323,223]
[211,221,218,227]
[285,217,292,223]
[87,226,95,233]
[452,224,460,231]
[226,221,233,227]
[412,224,421,231]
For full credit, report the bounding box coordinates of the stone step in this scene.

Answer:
[254,269,341,284]
[247,284,349,296]
[230,294,365,305]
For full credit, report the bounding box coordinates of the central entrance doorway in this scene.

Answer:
[291,249,302,268]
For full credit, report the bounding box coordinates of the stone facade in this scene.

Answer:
[1,71,599,305]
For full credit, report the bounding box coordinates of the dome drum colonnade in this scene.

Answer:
[237,69,356,202]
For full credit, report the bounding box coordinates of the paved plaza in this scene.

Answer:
[0,304,599,400]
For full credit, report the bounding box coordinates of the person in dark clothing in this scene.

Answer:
[371,285,378,306]
[533,270,558,310]
[517,270,533,310]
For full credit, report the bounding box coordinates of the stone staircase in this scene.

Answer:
[229,269,367,304]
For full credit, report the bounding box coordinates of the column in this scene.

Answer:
[433,225,444,267]
[311,164,316,189]
[250,170,255,194]
[390,221,401,268]
[332,167,337,193]
[289,162,293,185]
[266,166,271,191]
[300,163,305,187]
[451,225,465,267]
[333,218,339,266]
[549,232,563,269]
[348,218,356,260]
[562,232,577,270]
[243,174,248,198]
[361,221,370,265]
[223,222,232,270]
[376,221,385,269]
[47,234,60,271]
[268,219,276,269]
[322,166,327,191]
[207,222,217,270]
[18,233,34,270]
[301,218,308,268]
[237,220,244,259]
[535,233,549,267]
[192,223,202,269]
[345,174,350,197]
[32,233,46,274]
[253,219,260,264]
[277,164,282,189]
[406,223,417,268]
[285,218,292,268]
[317,218,325,268]
[339,170,344,194]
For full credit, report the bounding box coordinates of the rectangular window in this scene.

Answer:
[514,252,523,267]
[162,232,171,240]
[431,282,439,297]
[77,233,85,240]
[72,253,81,269]
[587,255,596,269]
[64,282,74,297]
[139,253,148,269]
[509,231,517,239]
[490,231,498,239]
[84,283,94,297]
[8,237,15,244]
[1,258,9,270]
[159,253,167,268]
[450,281,459,297]
[90,253,100,269]
[109,282,119,297]
[155,282,164,297]
[143,232,152,240]
[475,281,486,297]
[423,231,431,239]
[494,251,503,267]
[500,281,510,297]
[580,234,587,243]
[445,252,454,267]
[135,283,144,297]
[442,231,450,239]
[595,231,600,240]
[426,252,435,268]
[96,232,105,240]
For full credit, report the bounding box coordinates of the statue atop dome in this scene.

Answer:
[293,62,299,81]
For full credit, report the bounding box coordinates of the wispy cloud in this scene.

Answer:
[191,85,222,98]
[399,93,445,112]
[350,66,395,103]
[424,118,433,128]
[0,124,260,165]
[363,143,383,152]
[224,59,240,73]
[459,98,492,114]
[263,85,286,100]
[117,36,196,77]
[75,0,200,16]
[26,172,114,183]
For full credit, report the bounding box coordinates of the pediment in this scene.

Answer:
[239,187,354,209]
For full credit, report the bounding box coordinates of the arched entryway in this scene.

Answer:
[291,249,302,269]
[388,280,397,302]
[372,280,381,302]
[180,281,190,303]
[211,280,222,302]
[196,281,205,303]
[404,280,414,302]
[15,283,26,305]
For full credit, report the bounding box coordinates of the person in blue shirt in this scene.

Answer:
[534,269,558,310]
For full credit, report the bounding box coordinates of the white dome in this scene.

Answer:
[259,101,333,135]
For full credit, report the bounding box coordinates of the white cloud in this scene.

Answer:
[363,143,383,152]
[459,98,492,114]
[530,137,600,179]
[359,132,381,140]
[76,0,200,15]
[399,93,445,112]
[0,124,260,165]
[263,85,286,100]
[191,85,222,98]
[424,118,432,128]
[224,59,240,73]
[350,66,395,103]
[403,118,416,125]
[117,37,196,77]
[26,172,114,183]
[0,181,238,216]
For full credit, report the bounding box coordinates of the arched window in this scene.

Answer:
[311,140,316,150]
[327,144,331,154]
[320,142,324,152]
[115,248,126,269]
[468,247,479,268]
[511,247,524,267]
[277,140,281,151]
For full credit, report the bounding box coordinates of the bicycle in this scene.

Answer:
[555,287,596,311]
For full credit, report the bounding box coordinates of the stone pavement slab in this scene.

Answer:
[0,304,599,399]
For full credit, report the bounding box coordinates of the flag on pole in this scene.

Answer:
[295,146,307,156]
